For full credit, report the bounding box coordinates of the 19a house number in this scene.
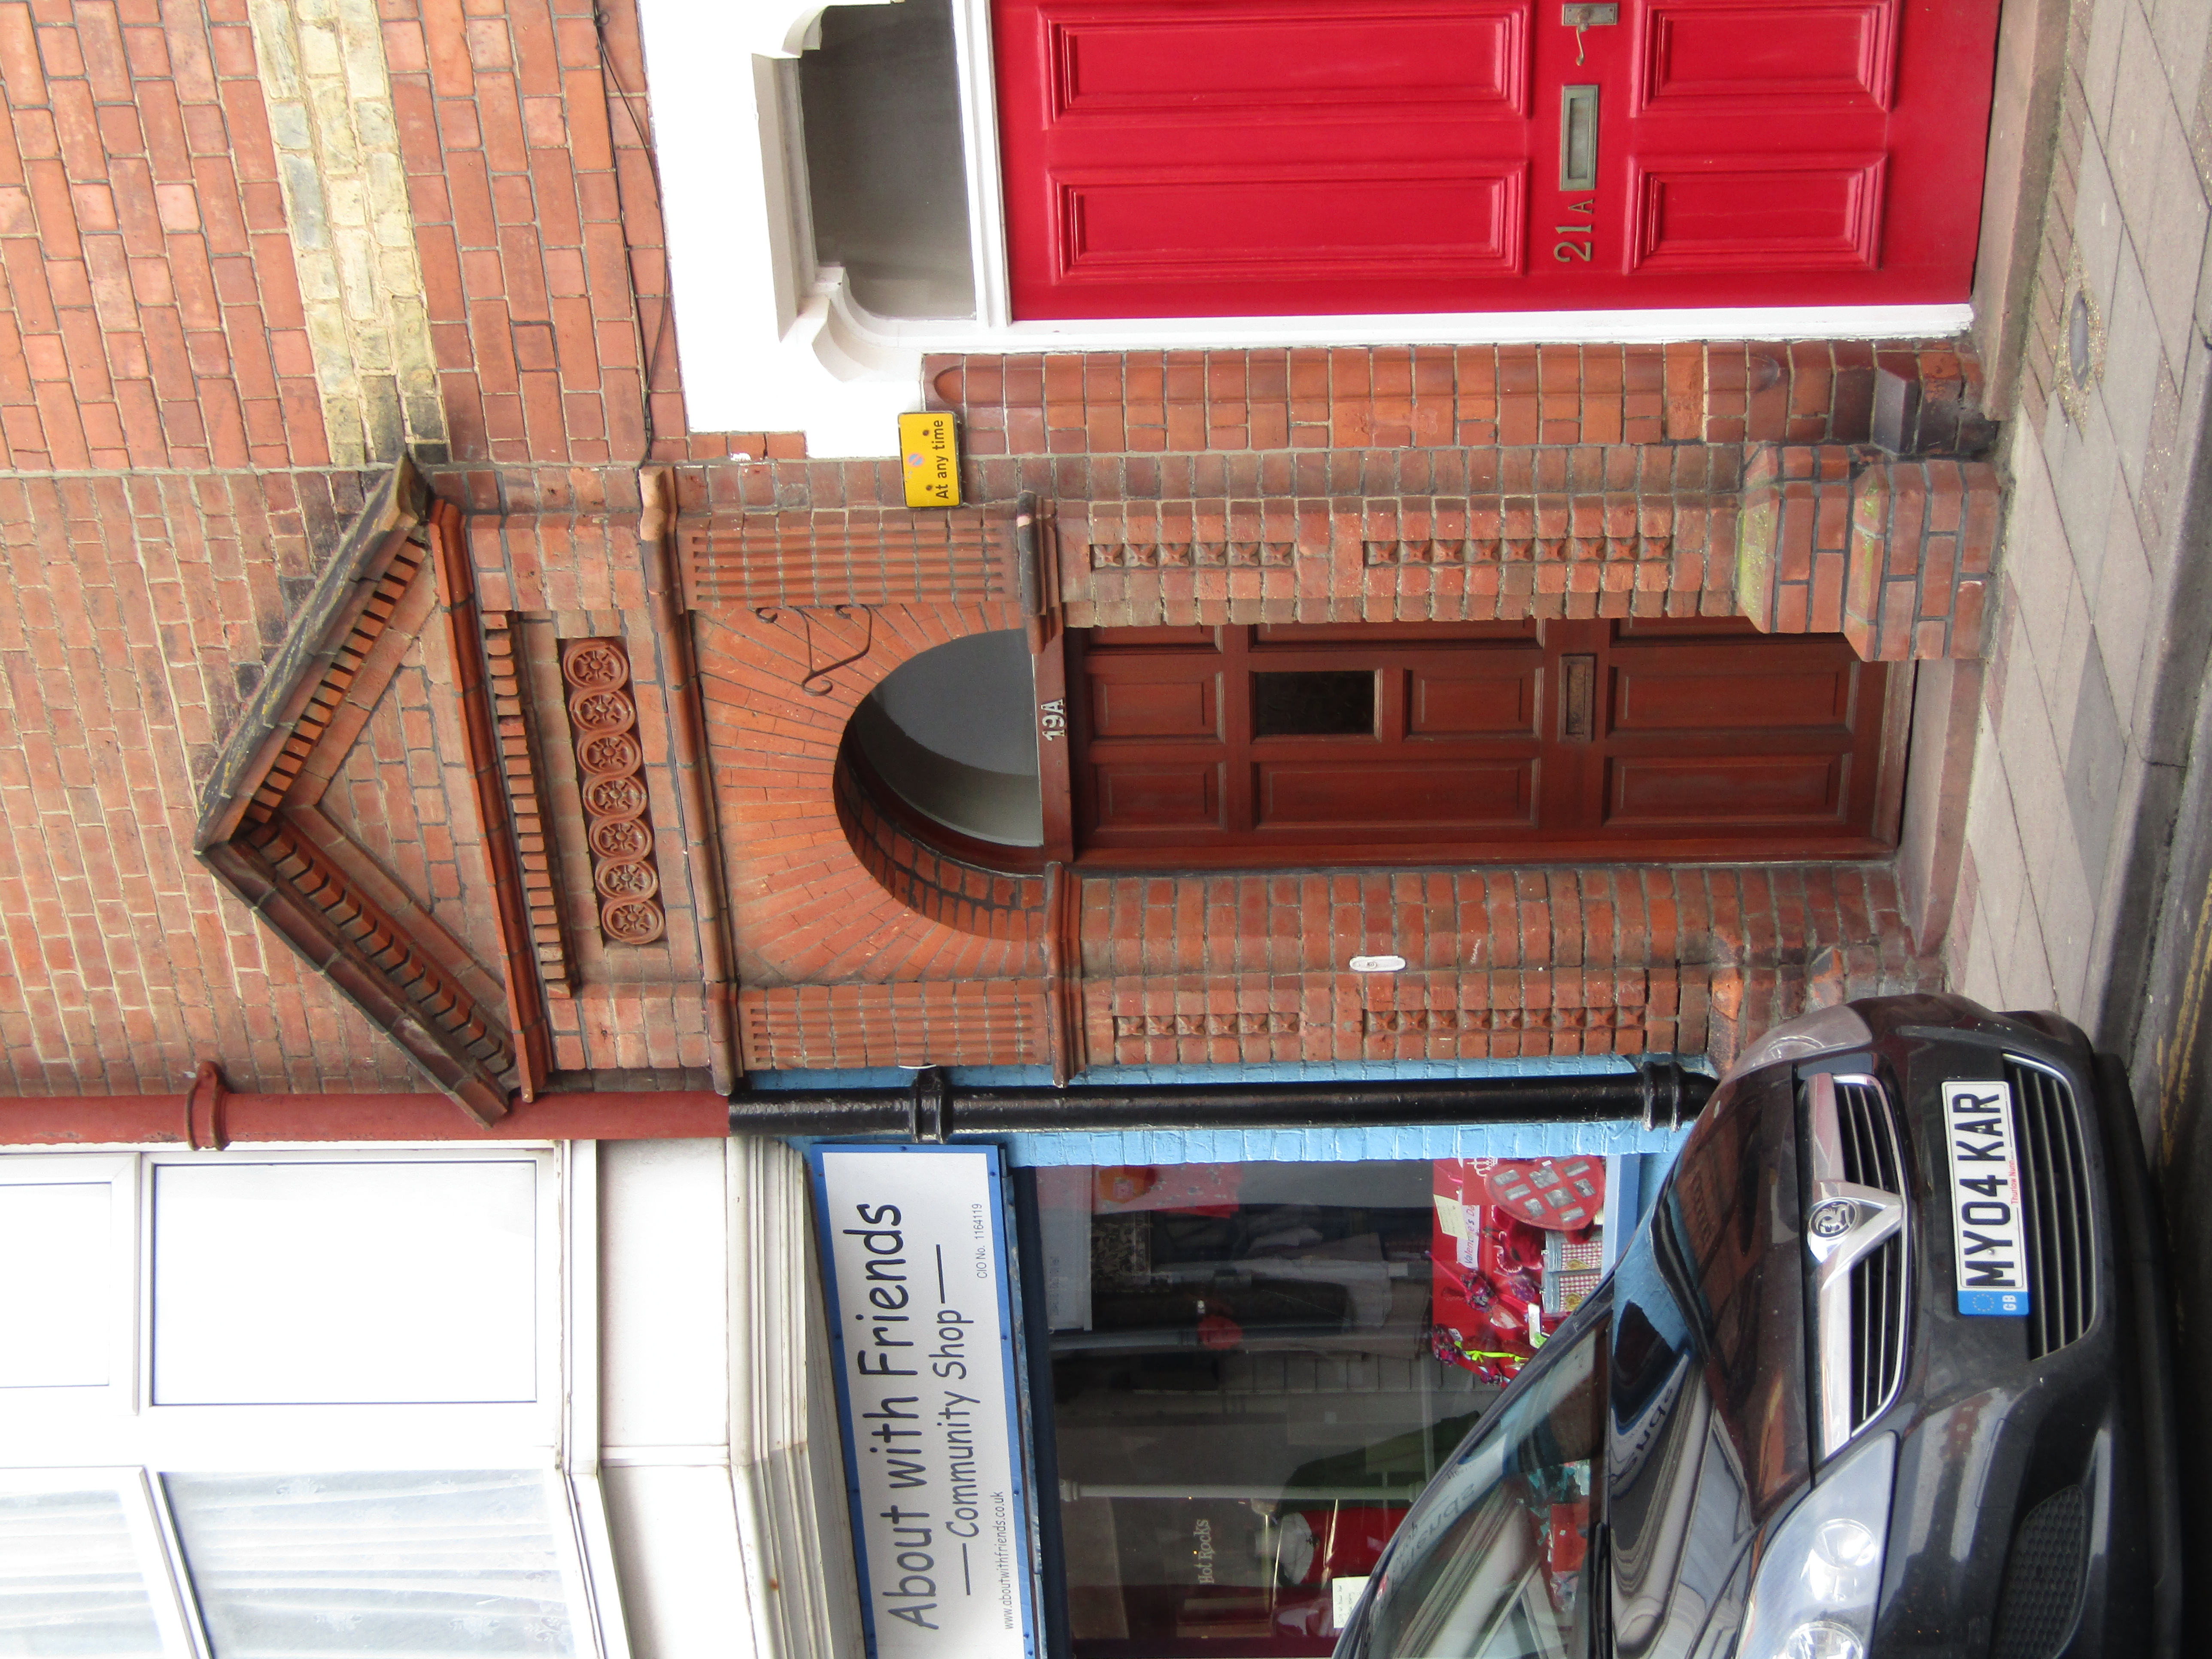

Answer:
[1038,698,1066,741]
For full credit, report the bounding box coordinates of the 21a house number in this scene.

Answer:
[1038,698,1066,741]
[1553,196,1597,263]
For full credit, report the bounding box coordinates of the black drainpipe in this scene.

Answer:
[728,1059,1711,1142]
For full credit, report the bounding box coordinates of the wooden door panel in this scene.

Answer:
[1089,625,1215,647]
[1259,761,1537,827]
[1071,623,1893,862]
[1045,6,1529,118]
[1090,675,1220,738]
[1633,2,1897,111]
[1055,167,1526,284]
[1627,157,1886,274]
[1094,763,1222,827]
[1609,663,1854,732]
[1607,754,1847,824]
[1410,666,1543,735]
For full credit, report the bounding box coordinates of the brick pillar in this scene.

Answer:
[1844,460,1999,660]
[1736,447,1998,662]
[1735,445,1856,634]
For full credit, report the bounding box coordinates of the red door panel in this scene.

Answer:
[1091,675,1221,738]
[1409,665,1543,735]
[992,0,1998,318]
[1610,663,1853,729]
[1046,7,1529,113]
[1260,761,1539,827]
[1606,754,1848,825]
[1070,621,1893,864]
[1096,763,1223,827]
[1634,3,1897,109]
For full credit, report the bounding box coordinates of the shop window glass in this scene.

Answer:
[0,1486,163,1655]
[1358,1328,1603,1658]
[1035,1155,1607,1656]
[151,1162,538,1405]
[164,1471,575,1657]
[0,1184,111,1388]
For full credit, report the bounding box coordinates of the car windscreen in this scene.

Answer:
[1351,1317,1604,1658]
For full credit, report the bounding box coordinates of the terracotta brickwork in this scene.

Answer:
[922,343,1979,461]
[0,466,462,1095]
[0,0,2000,1109]
[834,755,1046,943]
[1737,445,1999,660]
[0,0,331,469]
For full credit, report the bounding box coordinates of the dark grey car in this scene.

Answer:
[1334,993,2181,1659]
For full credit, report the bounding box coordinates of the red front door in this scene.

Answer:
[992,0,1999,319]
[1070,619,1897,865]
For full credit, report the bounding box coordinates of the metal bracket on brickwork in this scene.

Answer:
[184,1061,230,1151]
[752,602,875,696]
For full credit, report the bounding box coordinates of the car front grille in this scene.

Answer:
[1835,1078,1907,1432]
[1805,1073,1909,1455]
[1990,1484,2088,1659]
[1849,1231,1906,1431]
[1834,1076,1902,1190]
[2005,1059,2097,1358]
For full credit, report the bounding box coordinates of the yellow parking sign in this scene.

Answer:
[899,412,961,508]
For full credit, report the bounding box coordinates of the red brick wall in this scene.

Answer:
[0,467,450,1094]
[0,0,329,470]
[0,0,1979,1100]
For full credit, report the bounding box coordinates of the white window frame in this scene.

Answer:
[0,1153,139,1416]
[130,1146,564,1468]
[636,0,1974,459]
[0,1144,629,1659]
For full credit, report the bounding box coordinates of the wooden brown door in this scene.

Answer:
[1070,619,1896,865]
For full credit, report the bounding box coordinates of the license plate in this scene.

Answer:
[1942,1080,2032,1317]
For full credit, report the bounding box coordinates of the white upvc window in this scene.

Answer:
[0,1146,626,1659]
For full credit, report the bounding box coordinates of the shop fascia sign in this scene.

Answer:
[811,1145,1039,1659]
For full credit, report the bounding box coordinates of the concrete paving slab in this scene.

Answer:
[2045,377,2124,565]
[2142,116,2209,369]
[2094,492,2159,722]
[2063,638,2127,881]
[2105,243,2166,488]
[2148,0,2210,115]
[2087,0,2129,131]
[2072,137,2129,319]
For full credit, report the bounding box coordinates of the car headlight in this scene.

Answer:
[1722,1002,1875,1084]
[1736,1434,1895,1659]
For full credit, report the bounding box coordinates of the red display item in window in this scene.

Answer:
[1093,1162,1243,1215]
[1291,1506,1409,1585]
[1431,1159,1581,1378]
[1543,1500,1591,1613]
[1483,1157,1606,1230]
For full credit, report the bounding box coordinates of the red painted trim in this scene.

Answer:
[0,1089,731,1146]
[430,499,553,1101]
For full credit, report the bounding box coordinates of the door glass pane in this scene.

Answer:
[1253,671,1375,737]
[0,1185,112,1387]
[164,1471,575,1658]
[152,1162,537,1405]
[0,1487,163,1656]
[1037,1158,1608,1656]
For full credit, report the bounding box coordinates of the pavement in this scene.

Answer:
[1942,0,2212,1594]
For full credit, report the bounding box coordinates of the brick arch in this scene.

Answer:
[693,600,1045,988]
[834,744,1046,940]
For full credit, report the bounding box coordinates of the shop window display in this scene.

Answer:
[1033,1155,1607,1656]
